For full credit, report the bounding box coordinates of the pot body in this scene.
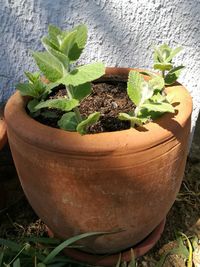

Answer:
[5,68,192,254]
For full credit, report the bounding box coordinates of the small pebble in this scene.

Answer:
[111,102,118,109]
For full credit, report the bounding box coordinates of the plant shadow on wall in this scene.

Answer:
[3,22,194,267]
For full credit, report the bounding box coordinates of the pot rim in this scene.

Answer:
[5,67,192,155]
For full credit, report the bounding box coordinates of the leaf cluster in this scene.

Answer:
[118,71,174,127]
[17,24,105,134]
[154,43,184,85]
[118,43,184,127]
[17,25,184,133]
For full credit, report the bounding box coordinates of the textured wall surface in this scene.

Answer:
[0,0,200,130]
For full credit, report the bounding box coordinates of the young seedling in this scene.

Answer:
[119,44,184,127]
[17,24,105,134]
[154,43,184,85]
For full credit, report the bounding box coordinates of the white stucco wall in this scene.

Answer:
[0,0,200,131]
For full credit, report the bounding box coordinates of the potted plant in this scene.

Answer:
[4,24,192,266]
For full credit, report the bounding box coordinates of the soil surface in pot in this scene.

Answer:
[33,81,135,133]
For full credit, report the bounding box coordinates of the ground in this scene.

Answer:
[0,116,200,267]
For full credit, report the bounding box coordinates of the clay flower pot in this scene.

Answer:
[5,68,192,263]
[0,107,7,210]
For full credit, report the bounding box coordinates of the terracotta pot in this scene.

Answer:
[0,107,7,210]
[5,68,192,255]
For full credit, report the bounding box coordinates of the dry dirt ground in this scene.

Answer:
[0,119,200,267]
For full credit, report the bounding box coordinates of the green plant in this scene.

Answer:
[17,31,184,133]
[0,231,114,267]
[116,249,136,267]
[17,24,105,134]
[154,44,184,84]
[118,44,184,127]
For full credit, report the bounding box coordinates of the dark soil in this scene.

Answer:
[34,82,135,133]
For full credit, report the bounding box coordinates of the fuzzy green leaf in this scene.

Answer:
[27,99,40,113]
[17,83,37,97]
[71,83,91,101]
[164,66,185,85]
[60,63,105,86]
[17,81,46,98]
[160,44,171,61]
[68,24,88,61]
[141,102,175,113]
[153,62,173,71]
[77,112,100,135]
[58,112,78,131]
[73,25,88,49]
[127,71,143,106]
[128,71,156,109]
[154,44,172,63]
[34,80,47,96]
[48,25,62,36]
[25,72,40,83]
[154,47,164,63]
[166,46,183,62]
[42,37,69,69]
[35,98,79,112]
[60,31,77,56]
[118,113,148,127]
[149,92,166,103]
[42,36,59,52]
[138,108,162,121]
[48,25,62,48]
[149,76,165,91]
[32,51,64,82]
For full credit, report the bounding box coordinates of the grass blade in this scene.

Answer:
[180,233,193,267]
[115,254,121,267]
[13,258,21,267]
[0,249,4,266]
[43,231,119,264]
[128,249,136,267]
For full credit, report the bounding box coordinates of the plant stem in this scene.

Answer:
[7,244,27,265]
[64,65,82,123]
[162,70,165,78]
[73,107,82,123]
[130,121,136,128]
[66,85,82,123]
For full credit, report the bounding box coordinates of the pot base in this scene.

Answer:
[47,218,166,266]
